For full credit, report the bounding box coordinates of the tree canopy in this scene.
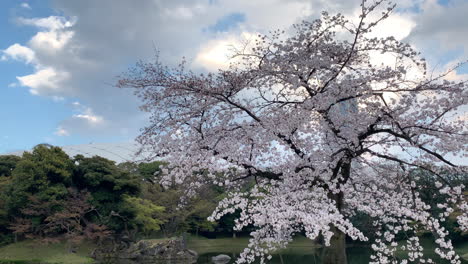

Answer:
[0,146,230,246]
[118,1,468,263]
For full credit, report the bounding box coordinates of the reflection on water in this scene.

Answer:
[195,247,468,264]
[196,247,372,264]
[90,238,468,264]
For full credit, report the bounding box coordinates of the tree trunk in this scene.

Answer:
[321,161,350,264]
[321,225,347,264]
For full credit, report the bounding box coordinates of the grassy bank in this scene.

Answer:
[0,240,95,264]
[0,236,318,263]
[0,236,466,263]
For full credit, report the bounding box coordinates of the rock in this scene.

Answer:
[187,249,198,257]
[92,238,198,263]
[212,254,231,264]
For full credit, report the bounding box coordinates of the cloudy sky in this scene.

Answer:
[0,0,467,154]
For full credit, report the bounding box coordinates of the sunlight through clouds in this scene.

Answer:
[194,32,259,71]
[1,0,467,150]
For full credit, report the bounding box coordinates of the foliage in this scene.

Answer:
[1,146,76,245]
[118,0,468,263]
[134,161,225,236]
[4,145,73,219]
[0,155,21,177]
[137,160,167,184]
[8,188,112,246]
[185,187,220,235]
[0,148,144,246]
[0,147,464,263]
[0,156,18,244]
[73,155,140,233]
[122,196,165,235]
[413,169,468,242]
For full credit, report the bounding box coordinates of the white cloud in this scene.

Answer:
[3,0,467,141]
[367,13,416,40]
[73,113,103,125]
[20,3,31,9]
[5,0,330,139]
[437,60,468,82]
[77,106,103,124]
[55,126,70,136]
[406,0,468,59]
[6,15,76,97]
[215,0,315,32]
[17,16,75,31]
[53,103,107,136]
[30,30,74,52]
[57,108,107,136]
[163,5,204,20]
[1,43,35,64]
[69,102,104,125]
[17,68,70,95]
[194,32,258,71]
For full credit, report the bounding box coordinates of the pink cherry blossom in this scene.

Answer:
[118,0,467,263]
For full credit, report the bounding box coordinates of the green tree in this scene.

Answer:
[122,196,165,236]
[9,188,112,250]
[131,161,193,236]
[139,177,184,236]
[413,168,468,242]
[137,161,166,184]
[186,198,217,236]
[5,145,74,216]
[73,155,140,233]
[0,155,21,177]
[0,155,21,245]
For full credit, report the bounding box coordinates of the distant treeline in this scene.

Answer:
[0,144,466,247]
[0,144,242,247]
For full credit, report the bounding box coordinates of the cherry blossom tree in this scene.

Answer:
[118,0,468,263]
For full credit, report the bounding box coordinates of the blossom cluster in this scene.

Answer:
[118,0,468,263]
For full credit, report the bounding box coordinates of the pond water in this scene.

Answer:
[1,238,466,264]
[196,250,369,264]
[85,244,467,264]
[195,246,468,264]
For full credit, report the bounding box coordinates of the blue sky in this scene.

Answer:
[0,0,74,152]
[1,0,467,154]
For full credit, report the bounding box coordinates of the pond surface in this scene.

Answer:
[194,245,468,264]
[0,237,466,264]
[196,249,370,264]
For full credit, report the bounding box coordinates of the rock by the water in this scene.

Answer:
[212,254,231,264]
[92,238,198,263]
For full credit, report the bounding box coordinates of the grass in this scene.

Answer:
[0,237,183,264]
[0,236,466,263]
[0,240,95,264]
